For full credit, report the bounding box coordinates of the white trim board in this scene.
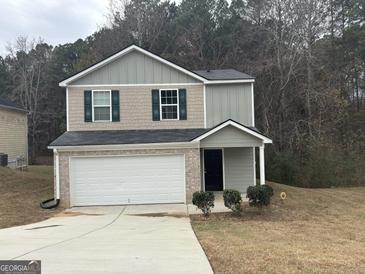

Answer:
[192,120,272,144]
[66,88,69,131]
[203,84,207,128]
[251,82,255,127]
[67,83,203,88]
[222,148,226,189]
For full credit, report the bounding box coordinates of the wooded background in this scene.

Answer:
[0,0,364,187]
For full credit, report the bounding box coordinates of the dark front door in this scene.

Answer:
[204,149,223,191]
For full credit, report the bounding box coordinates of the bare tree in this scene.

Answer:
[6,36,52,162]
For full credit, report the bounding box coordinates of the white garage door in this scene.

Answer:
[70,154,185,206]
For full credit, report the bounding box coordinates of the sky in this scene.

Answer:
[0,0,110,56]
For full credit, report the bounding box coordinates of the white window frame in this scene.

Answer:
[92,90,112,122]
[159,89,179,121]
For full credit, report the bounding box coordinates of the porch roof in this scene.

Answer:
[49,120,271,147]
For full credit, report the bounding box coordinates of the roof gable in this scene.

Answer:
[60,45,255,86]
[60,45,205,86]
[192,119,272,144]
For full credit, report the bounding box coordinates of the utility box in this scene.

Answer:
[0,153,8,167]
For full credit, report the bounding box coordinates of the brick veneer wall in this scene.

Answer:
[68,85,204,131]
[57,148,201,208]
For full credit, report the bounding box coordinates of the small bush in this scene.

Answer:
[246,185,273,208]
[223,189,242,213]
[192,191,215,216]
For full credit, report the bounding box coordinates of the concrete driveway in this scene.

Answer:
[0,205,213,274]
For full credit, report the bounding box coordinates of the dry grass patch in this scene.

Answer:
[191,182,365,274]
[0,166,62,228]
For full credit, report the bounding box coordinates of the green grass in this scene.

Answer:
[191,182,365,274]
[0,166,62,229]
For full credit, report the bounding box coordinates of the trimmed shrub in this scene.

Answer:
[223,189,242,213]
[192,191,215,216]
[246,185,273,208]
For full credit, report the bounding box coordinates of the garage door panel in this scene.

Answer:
[70,154,185,206]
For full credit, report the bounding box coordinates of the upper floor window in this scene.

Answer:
[93,90,111,121]
[160,89,179,120]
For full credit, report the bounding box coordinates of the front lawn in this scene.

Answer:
[191,182,365,274]
[0,165,61,229]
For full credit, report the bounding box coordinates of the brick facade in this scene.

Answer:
[57,148,201,208]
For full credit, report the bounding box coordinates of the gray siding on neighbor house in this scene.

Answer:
[205,83,253,127]
[71,50,200,85]
[200,125,262,148]
[224,147,255,192]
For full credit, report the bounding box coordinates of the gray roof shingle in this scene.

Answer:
[0,97,27,112]
[49,119,269,147]
[193,69,254,80]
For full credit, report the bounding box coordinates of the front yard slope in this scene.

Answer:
[191,182,365,274]
[0,166,61,229]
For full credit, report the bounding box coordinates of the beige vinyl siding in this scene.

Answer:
[71,50,200,85]
[0,108,28,164]
[224,147,255,192]
[68,85,204,131]
[206,83,253,127]
[200,126,262,148]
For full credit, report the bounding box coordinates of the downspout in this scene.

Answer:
[40,149,60,209]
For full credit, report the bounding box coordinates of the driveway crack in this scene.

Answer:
[10,206,126,260]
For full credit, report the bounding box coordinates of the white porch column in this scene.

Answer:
[259,145,265,185]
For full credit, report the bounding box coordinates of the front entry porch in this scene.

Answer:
[201,147,266,193]
[193,120,273,194]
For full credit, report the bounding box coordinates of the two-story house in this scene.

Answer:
[49,45,272,208]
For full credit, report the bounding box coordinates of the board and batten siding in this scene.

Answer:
[200,126,262,148]
[224,147,255,192]
[205,83,253,127]
[68,85,204,131]
[70,50,200,85]
[0,108,28,164]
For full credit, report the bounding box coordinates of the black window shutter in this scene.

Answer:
[111,90,120,122]
[179,89,187,120]
[152,89,160,121]
[84,90,92,122]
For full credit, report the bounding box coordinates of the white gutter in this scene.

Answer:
[204,79,255,84]
[54,149,60,200]
[48,141,200,151]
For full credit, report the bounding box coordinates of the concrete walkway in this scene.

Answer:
[0,205,213,274]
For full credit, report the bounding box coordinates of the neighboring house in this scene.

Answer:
[0,97,28,168]
[49,44,272,208]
